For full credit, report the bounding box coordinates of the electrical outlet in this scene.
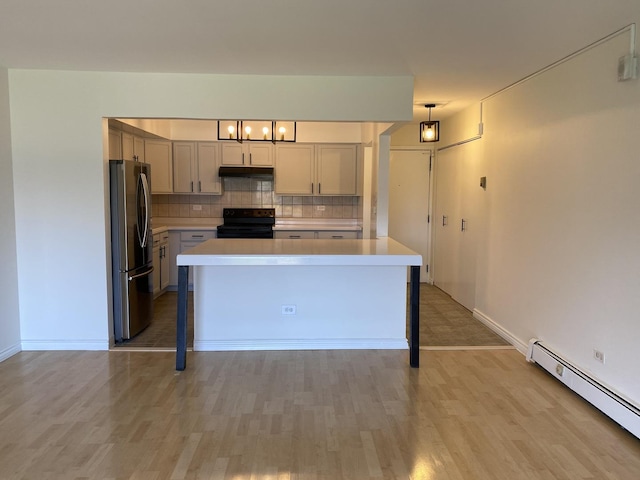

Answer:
[281,305,296,315]
[192,204,202,211]
[594,349,605,364]
[555,363,564,377]
[316,205,325,211]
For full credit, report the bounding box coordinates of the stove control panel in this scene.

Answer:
[223,208,275,219]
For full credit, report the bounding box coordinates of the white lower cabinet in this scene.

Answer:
[275,230,359,239]
[152,231,170,297]
[153,237,161,295]
[316,231,358,239]
[168,230,216,288]
[275,231,316,239]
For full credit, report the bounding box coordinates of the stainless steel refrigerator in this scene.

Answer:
[110,159,153,342]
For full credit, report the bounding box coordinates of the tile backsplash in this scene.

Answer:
[152,178,361,219]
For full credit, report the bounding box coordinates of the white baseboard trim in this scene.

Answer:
[472,309,528,354]
[194,338,409,351]
[21,340,109,351]
[0,343,21,362]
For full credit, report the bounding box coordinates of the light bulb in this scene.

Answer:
[263,127,269,140]
[245,126,251,139]
[227,125,235,139]
[425,128,434,140]
[279,126,286,141]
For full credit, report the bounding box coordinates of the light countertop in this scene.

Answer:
[152,225,218,235]
[152,218,362,235]
[177,237,421,267]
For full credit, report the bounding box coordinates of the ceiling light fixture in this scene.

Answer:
[419,104,439,143]
[218,121,296,143]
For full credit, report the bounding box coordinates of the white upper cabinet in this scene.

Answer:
[134,136,145,163]
[108,129,122,160]
[145,139,173,193]
[316,144,358,195]
[197,142,223,194]
[173,142,197,193]
[274,144,315,195]
[221,142,273,166]
[173,142,222,194]
[275,144,357,196]
[121,132,134,161]
[116,130,146,162]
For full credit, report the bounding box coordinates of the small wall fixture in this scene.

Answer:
[419,104,440,143]
[218,120,296,143]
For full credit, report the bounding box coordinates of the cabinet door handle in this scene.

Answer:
[290,235,301,238]
[190,181,194,192]
[249,153,252,165]
[331,235,343,239]
[311,183,314,194]
[318,183,321,195]
[192,235,204,239]
[242,153,245,165]
[198,181,201,192]
[442,215,448,226]
[461,218,467,232]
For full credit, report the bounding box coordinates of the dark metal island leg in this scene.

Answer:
[176,265,189,371]
[409,265,420,368]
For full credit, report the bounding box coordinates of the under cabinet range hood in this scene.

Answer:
[218,166,274,178]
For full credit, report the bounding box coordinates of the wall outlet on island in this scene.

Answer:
[282,305,297,315]
[192,204,202,211]
[316,205,325,211]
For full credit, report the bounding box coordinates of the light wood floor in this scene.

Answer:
[1,349,638,479]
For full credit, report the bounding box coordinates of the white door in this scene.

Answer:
[389,149,431,281]
[433,147,460,296]
[433,141,481,311]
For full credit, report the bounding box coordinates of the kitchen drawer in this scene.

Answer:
[317,231,358,239]
[275,231,315,239]
[180,231,215,242]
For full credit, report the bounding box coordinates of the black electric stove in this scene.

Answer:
[216,208,275,239]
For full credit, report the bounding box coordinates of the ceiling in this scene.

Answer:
[1,1,638,122]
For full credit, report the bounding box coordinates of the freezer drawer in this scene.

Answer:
[114,265,154,341]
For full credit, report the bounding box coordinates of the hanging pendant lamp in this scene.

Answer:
[419,104,439,143]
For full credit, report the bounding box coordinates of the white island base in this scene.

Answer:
[175,238,421,370]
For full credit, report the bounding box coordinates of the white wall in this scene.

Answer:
[441,28,640,405]
[0,68,21,360]
[390,123,422,147]
[7,70,412,350]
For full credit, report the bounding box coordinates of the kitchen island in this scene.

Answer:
[175,237,422,370]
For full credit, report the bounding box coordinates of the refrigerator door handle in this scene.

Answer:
[128,266,154,281]
[138,172,151,248]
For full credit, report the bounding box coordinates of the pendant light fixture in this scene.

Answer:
[419,104,439,143]
[218,120,296,143]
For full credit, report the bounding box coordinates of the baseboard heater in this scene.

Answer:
[526,339,640,439]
